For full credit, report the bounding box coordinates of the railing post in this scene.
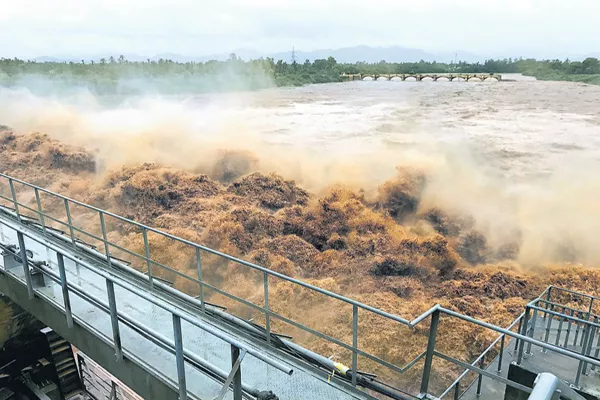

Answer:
[582,319,596,376]
[476,355,484,396]
[34,188,46,233]
[172,314,187,400]
[454,382,460,400]
[352,304,358,387]
[231,345,243,400]
[215,346,247,400]
[593,317,600,371]
[518,307,530,364]
[194,247,204,312]
[16,231,34,299]
[64,199,76,245]
[57,253,73,328]
[142,228,153,289]
[555,307,565,347]
[420,309,440,395]
[581,311,592,347]
[8,178,21,222]
[514,316,524,351]
[106,279,123,361]
[564,309,573,348]
[109,381,117,400]
[573,313,581,347]
[542,304,554,351]
[263,271,270,344]
[526,307,538,355]
[543,287,552,320]
[99,211,112,269]
[575,321,592,387]
[497,335,505,373]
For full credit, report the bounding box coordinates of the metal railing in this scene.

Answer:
[0,216,292,400]
[1,172,600,399]
[438,312,525,399]
[0,173,427,397]
[522,286,600,388]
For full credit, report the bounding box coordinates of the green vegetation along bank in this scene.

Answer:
[1,55,599,95]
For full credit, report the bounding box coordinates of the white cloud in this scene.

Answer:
[0,0,598,59]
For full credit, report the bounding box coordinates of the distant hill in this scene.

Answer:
[30,46,597,64]
[178,46,485,63]
[269,46,483,63]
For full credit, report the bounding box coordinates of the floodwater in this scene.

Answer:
[1,74,600,265]
[233,74,600,183]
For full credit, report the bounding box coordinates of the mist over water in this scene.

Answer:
[1,74,600,266]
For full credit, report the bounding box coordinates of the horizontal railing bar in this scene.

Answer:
[8,201,41,218]
[39,219,133,266]
[527,305,598,328]
[534,299,599,320]
[268,308,417,375]
[0,216,293,376]
[165,268,424,378]
[539,286,552,298]
[434,351,532,394]
[550,286,600,302]
[410,305,440,326]
[440,307,600,367]
[198,279,268,314]
[33,219,134,267]
[0,193,21,206]
[0,174,415,327]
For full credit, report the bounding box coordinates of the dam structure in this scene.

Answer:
[0,172,598,400]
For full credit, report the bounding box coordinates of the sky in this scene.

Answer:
[1,0,599,60]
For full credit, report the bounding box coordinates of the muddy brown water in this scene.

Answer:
[1,74,600,265]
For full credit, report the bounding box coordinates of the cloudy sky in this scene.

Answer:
[1,0,598,59]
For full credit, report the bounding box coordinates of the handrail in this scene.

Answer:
[3,172,600,399]
[441,307,600,367]
[0,242,265,397]
[0,215,296,400]
[0,214,292,375]
[0,172,413,326]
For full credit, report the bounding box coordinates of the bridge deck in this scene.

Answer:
[0,216,368,400]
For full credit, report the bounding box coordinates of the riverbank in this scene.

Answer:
[523,71,600,85]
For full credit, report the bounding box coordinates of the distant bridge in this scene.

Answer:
[340,73,502,82]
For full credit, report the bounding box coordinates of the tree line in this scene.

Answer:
[1,54,599,94]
